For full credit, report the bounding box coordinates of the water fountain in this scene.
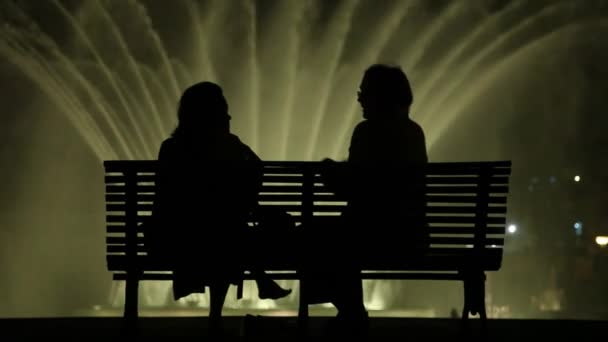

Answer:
[2,0,607,316]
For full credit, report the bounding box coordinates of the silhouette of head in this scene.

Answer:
[172,81,231,138]
[357,64,413,120]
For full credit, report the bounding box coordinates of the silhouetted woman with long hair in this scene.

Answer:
[150,82,290,333]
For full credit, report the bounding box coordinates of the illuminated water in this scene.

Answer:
[1,0,607,314]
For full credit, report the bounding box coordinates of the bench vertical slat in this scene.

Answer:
[474,167,490,254]
[124,170,140,322]
[298,166,314,321]
[462,166,491,321]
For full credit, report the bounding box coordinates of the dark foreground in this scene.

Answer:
[1,316,607,341]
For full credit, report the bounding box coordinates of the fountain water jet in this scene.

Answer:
[305,0,359,160]
[52,0,153,158]
[244,0,261,152]
[255,0,311,160]
[427,19,608,151]
[413,0,529,125]
[87,0,168,151]
[420,0,604,139]
[0,8,127,159]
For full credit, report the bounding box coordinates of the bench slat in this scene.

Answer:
[107,251,502,272]
[106,224,505,235]
[105,203,507,215]
[422,176,509,184]
[105,174,510,186]
[112,273,472,281]
[270,185,508,194]
[425,195,507,204]
[106,235,504,246]
[254,205,508,215]
[431,237,504,245]
[258,196,508,205]
[105,193,508,204]
[428,226,504,234]
[261,161,511,172]
[265,175,510,185]
[105,184,509,194]
[106,214,506,225]
[429,206,507,214]
[423,185,508,194]
[105,175,156,183]
[105,160,511,171]
[106,240,505,254]
[106,194,155,202]
[112,273,473,281]
[259,167,512,176]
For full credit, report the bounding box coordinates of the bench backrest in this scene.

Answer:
[104,160,511,272]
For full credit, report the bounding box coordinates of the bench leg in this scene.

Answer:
[123,275,140,334]
[461,271,487,336]
[298,278,309,329]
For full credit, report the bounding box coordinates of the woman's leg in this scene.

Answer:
[333,271,367,318]
[334,286,367,318]
[243,226,292,300]
[209,281,230,322]
[326,274,368,338]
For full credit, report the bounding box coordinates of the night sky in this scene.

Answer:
[1,0,608,318]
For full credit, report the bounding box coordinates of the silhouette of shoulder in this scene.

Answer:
[226,133,261,162]
[158,137,178,160]
[157,134,259,162]
[406,118,428,164]
[348,120,373,163]
[348,118,427,164]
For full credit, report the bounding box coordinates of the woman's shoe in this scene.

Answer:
[258,280,292,299]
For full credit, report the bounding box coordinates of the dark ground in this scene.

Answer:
[1,316,606,341]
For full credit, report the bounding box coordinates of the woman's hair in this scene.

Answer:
[172,82,228,138]
[361,64,413,110]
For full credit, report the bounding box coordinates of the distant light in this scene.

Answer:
[491,245,497,248]
[574,221,583,236]
[507,224,517,234]
[596,236,608,247]
[574,175,581,182]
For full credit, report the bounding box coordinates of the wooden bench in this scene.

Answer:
[104,160,511,326]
